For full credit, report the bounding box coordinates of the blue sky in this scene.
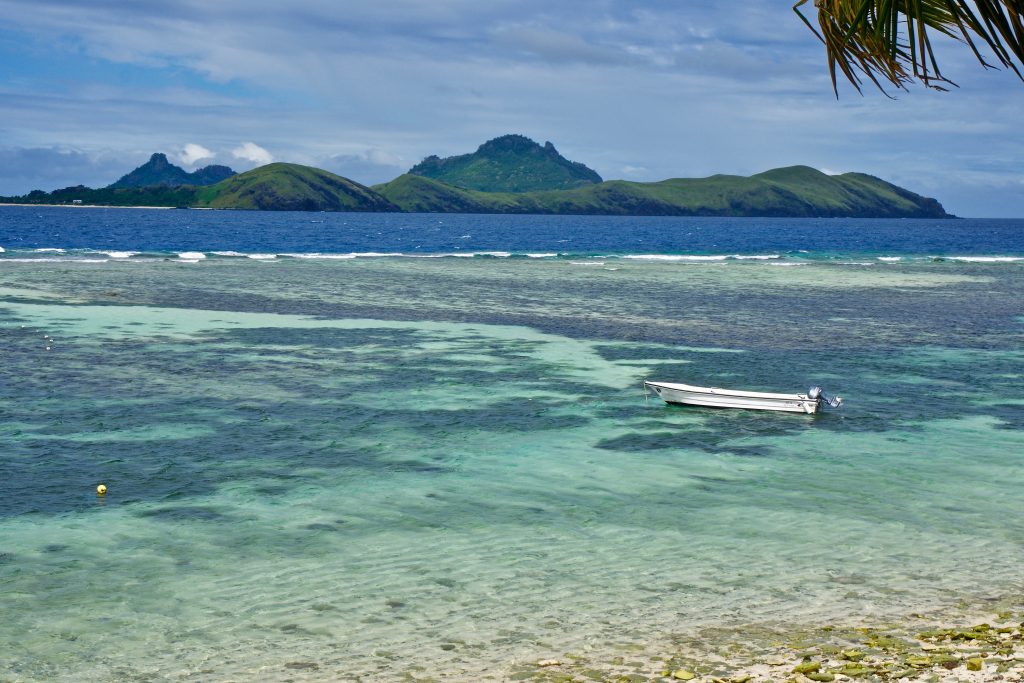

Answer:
[1,0,1022,216]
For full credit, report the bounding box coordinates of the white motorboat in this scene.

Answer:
[643,380,842,414]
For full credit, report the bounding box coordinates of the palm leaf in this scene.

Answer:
[794,0,1024,94]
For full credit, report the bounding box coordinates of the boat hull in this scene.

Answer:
[644,381,820,414]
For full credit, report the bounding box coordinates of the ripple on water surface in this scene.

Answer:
[1,256,1022,681]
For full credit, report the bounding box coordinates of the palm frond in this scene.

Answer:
[794,0,1024,94]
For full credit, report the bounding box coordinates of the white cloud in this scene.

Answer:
[318,148,410,185]
[232,142,273,165]
[180,143,213,166]
[1,1,1023,215]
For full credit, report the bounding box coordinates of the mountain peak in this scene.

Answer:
[408,135,602,192]
[108,152,236,189]
[476,134,537,154]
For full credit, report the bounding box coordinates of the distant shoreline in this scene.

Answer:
[0,202,177,210]
[0,202,961,218]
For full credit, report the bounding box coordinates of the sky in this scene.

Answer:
[1,0,1022,216]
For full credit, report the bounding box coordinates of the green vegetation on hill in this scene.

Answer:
[367,174,501,213]
[1,163,399,212]
[1,144,951,218]
[187,164,236,186]
[193,163,397,212]
[409,134,603,193]
[374,165,950,218]
[751,166,947,216]
[108,153,235,188]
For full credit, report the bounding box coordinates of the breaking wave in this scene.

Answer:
[1,248,1023,266]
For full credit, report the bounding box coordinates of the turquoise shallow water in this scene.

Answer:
[1,256,1023,681]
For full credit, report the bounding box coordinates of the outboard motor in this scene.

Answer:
[808,386,843,409]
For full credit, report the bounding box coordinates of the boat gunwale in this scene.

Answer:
[643,380,812,402]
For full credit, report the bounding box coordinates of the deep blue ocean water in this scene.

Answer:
[1,207,1022,681]
[1,206,1022,258]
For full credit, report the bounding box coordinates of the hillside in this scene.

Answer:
[408,134,602,192]
[1,146,951,217]
[374,165,951,218]
[2,163,397,212]
[108,153,235,188]
[194,163,398,212]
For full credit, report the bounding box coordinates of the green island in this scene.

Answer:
[0,135,952,218]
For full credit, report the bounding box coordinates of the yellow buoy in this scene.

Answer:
[96,484,107,495]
